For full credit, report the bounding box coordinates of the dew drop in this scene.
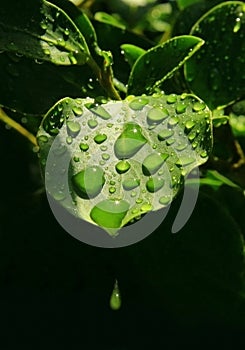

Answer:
[159,196,171,205]
[168,116,179,127]
[200,150,207,158]
[90,199,130,230]
[109,187,116,194]
[147,107,169,124]
[140,203,153,212]
[158,129,174,140]
[94,134,107,144]
[142,153,169,175]
[67,121,81,137]
[88,119,98,129]
[185,120,195,129]
[102,153,110,161]
[115,160,131,174]
[129,97,149,110]
[72,105,83,116]
[114,123,147,159]
[176,102,187,114]
[167,94,177,104]
[146,177,164,193]
[66,136,73,144]
[72,166,105,199]
[175,157,196,167]
[166,138,175,146]
[122,178,140,190]
[193,101,206,112]
[79,143,89,152]
[89,105,112,120]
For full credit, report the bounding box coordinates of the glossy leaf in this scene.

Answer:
[37,93,212,235]
[127,35,204,96]
[0,0,90,65]
[121,44,146,68]
[184,1,245,109]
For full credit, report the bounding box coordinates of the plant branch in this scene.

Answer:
[0,108,37,146]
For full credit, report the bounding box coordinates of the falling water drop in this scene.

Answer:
[110,279,121,311]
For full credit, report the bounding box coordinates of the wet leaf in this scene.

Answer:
[184,1,245,109]
[0,0,90,65]
[37,93,212,235]
[127,35,204,96]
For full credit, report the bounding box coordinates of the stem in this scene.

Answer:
[87,56,121,101]
[0,108,37,146]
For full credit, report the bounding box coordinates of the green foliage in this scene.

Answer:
[0,0,245,332]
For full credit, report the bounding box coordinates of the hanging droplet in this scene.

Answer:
[110,279,121,311]
[72,166,105,199]
[142,153,169,175]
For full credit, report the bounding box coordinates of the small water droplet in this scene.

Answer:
[72,105,83,116]
[158,129,174,141]
[66,136,73,144]
[200,150,207,158]
[176,157,196,167]
[67,121,81,137]
[168,116,179,127]
[188,131,196,141]
[233,17,241,33]
[176,102,187,114]
[37,135,48,143]
[94,134,107,144]
[166,138,175,146]
[88,119,98,129]
[122,178,140,190]
[79,143,89,152]
[193,101,206,112]
[73,156,80,162]
[129,97,149,110]
[102,153,110,160]
[115,160,131,174]
[100,145,107,151]
[88,105,112,120]
[167,94,177,104]
[185,120,195,129]
[159,196,171,205]
[146,177,164,193]
[40,21,48,30]
[140,203,152,212]
[147,107,169,124]
[142,153,169,175]
[109,186,116,194]
[68,52,77,64]
[110,279,121,310]
[64,28,70,36]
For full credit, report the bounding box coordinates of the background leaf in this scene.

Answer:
[127,35,204,96]
[184,1,245,109]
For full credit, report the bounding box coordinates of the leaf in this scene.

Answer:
[0,0,90,65]
[184,1,245,109]
[127,35,204,96]
[94,12,126,29]
[37,93,212,235]
[121,44,146,68]
[0,52,105,115]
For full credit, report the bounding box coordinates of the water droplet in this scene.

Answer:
[43,48,50,56]
[110,279,121,310]
[188,131,196,141]
[40,21,47,30]
[88,119,98,129]
[122,178,140,190]
[90,199,130,230]
[53,191,66,201]
[147,107,169,124]
[175,143,187,151]
[176,157,196,167]
[136,198,143,204]
[37,135,48,143]
[115,160,131,174]
[176,102,187,114]
[102,153,110,160]
[140,203,152,212]
[129,97,149,110]
[64,28,70,36]
[200,150,207,158]
[233,17,241,33]
[68,52,77,64]
[89,105,112,120]
[168,116,179,127]
[67,121,81,137]
[193,101,206,112]
[66,136,73,144]
[73,156,80,162]
[100,145,107,151]
[79,143,89,152]
[166,138,175,146]
[142,153,169,175]
[159,196,171,205]
[146,177,164,193]
[72,166,105,199]
[114,123,147,159]
[94,134,107,144]
[185,120,195,129]
[109,186,116,194]
[72,105,83,116]
[167,94,177,104]
[158,129,174,140]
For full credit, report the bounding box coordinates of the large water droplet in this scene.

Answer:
[122,178,140,190]
[147,107,169,124]
[88,119,98,129]
[89,105,112,120]
[142,153,168,176]
[67,121,81,137]
[115,160,131,174]
[72,105,83,116]
[94,134,107,144]
[146,177,164,193]
[167,94,177,104]
[114,123,147,159]
[193,101,206,112]
[90,199,130,230]
[79,143,89,152]
[176,102,187,114]
[72,166,105,199]
[129,97,149,110]
[185,120,195,129]
[110,279,121,310]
